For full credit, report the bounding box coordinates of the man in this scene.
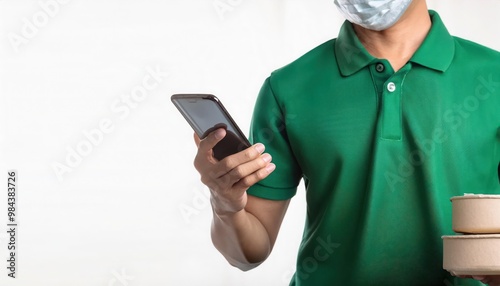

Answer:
[193,0,500,285]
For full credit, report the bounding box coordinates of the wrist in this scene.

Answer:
[209,187,247,216]
[209,193,242,219]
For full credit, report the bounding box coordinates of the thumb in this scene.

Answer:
[193,133,201,148]
[197,128,226,154]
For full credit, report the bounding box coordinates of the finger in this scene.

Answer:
[203,147,269,193]
[212,161,275,198]
[193,133,201,148]
[193,129,226,172]
[472,276,491,284]
[198,128,226,155]
[227,153,272,180]
[215,143,266,175]
[233,162,276,191]
[218,153,272,186]
[472,276,486,280]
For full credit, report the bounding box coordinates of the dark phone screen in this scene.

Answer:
[174,97,240,138]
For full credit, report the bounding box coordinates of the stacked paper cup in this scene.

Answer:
[442,194,500,276]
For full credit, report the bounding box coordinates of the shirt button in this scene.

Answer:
[387,82,396,92]
[375,63,385,73]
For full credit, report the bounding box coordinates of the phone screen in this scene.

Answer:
[171,94,251,160]
[173,96,240,138]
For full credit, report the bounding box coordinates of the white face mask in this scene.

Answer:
[334,0,413,31]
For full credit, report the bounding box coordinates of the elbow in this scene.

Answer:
[211,238,270,271]
[213,242,270,272]
[227,257,265,272]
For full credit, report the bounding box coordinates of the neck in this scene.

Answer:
[353,0,431,71]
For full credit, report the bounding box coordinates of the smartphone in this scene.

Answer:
[171,94,251,160]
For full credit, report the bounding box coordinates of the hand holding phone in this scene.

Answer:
[174,93,276,217]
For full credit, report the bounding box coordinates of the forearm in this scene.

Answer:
[211,207,272,271]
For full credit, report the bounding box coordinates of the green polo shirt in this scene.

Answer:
[247,10,500,286]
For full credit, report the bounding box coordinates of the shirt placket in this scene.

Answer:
[370,62,412,141]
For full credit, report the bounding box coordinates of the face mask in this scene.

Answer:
[334,0,412,31]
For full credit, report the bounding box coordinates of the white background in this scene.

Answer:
[0,0,499,285]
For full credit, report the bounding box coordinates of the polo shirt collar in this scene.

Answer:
[410,10,455,72]
[335,10,455,76]
[335,20,374,76]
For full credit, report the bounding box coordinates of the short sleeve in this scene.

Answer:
[246,76,302,200]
